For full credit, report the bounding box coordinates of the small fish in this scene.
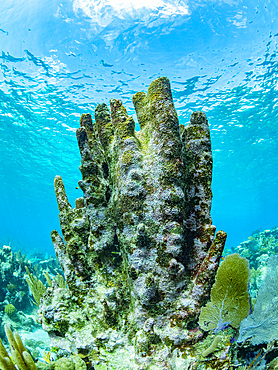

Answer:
[220,256,224,260]
[42,350,52,364]
[75,186,79,189]
[228,336,236,345]
[100,59,113,67]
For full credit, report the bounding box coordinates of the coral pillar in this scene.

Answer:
[40,77,226,369]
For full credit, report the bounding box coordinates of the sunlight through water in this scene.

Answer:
[0,0,278,254]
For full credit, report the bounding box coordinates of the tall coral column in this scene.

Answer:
[42,77,226,369]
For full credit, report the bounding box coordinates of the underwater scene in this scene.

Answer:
[1,0,278,369]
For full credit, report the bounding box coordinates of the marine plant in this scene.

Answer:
[238,254,278,345]
[42,271,66,290]
[198,253,250,332]
[39,77,227,368]
[25,267,67,308]
[25,267,47,307]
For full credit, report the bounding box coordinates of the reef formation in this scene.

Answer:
[39,77,227,368]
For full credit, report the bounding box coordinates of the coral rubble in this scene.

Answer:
[40,77,227,368]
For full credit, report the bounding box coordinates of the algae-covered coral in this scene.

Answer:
[39,77,227,368]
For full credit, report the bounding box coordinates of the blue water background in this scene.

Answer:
[0,0,278,255]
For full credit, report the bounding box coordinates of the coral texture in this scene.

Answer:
[40,77,227,368]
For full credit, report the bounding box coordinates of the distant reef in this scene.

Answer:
[0,245,63,365]
[233,226,278,298]
[36,77,231,368]
[0,245,61,315]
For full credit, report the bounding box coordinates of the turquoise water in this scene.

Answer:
[0,0,278,255]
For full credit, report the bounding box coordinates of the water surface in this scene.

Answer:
[0,0,278,254]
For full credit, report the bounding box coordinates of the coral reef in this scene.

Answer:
[232,226,278,298]
[235,227,278,269]
[0,246,31,312]
[0,324,86,370]
[0,245,62,314]
[37,355,87,370]
[39,77,227,368]
[0,244,66,363]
